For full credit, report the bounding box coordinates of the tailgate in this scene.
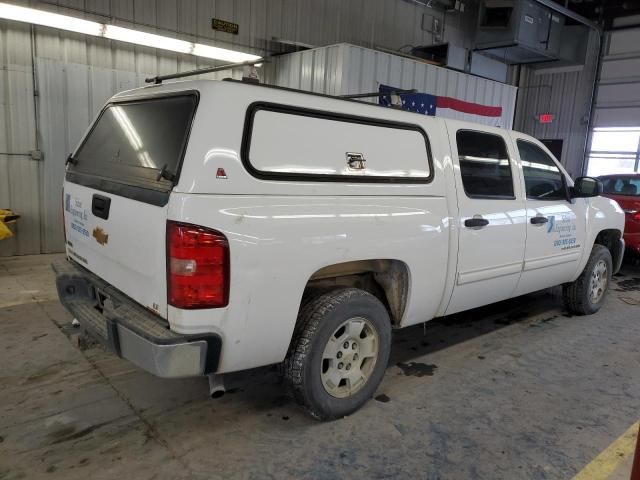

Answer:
[63,92,198,319]
[63,183,168,316]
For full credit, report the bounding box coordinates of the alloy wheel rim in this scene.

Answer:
[589,259,608,304]
[320,317,379,399]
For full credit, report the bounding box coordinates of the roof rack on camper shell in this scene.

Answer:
[144,59,417,103]
[145,59,265,85]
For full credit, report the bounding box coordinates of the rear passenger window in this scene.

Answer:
[517,140,566,200]
[456,130,514,198]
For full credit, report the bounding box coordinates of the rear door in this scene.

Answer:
[511,136,587,296]
[445,126,527,315]
[63,93,198,318]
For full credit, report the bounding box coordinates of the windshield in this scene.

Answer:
[601,176,640,197]
[69,94,197,192]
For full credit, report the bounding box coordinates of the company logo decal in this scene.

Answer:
[92,227,109,245]
[546,214,579,251]
[546,215,555,233]
[66,195,90,238]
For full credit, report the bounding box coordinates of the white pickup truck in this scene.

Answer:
[54,79,625,420]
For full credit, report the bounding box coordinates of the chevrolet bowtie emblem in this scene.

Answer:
[92,227,109,245]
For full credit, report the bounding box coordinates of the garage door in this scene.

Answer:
[587,27,640,176]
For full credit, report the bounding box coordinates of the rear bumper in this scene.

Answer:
[52,259,221,378]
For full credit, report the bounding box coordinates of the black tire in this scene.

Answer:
[564,244,613,315]
[284,288,392,420]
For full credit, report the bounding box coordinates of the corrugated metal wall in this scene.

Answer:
[0,20,40,256]
[513,29,601,177]
[266,44,517,129]
[27,0,478,54]
[1,0,480,256]
[593,27,640,128]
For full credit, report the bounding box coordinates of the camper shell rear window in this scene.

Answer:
[67,92,198,205]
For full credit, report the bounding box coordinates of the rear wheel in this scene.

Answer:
[284,288,391,420]
[564,244,612,315]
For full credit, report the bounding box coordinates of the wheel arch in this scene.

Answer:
[300,259,410,326]
[593,228,624,274]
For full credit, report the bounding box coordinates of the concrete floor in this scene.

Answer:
[0,254,639,480]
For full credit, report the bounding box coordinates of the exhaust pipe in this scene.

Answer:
[208,374,226,399]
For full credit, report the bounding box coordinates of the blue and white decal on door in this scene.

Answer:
[65,193,90,238]
[546,214,580,251]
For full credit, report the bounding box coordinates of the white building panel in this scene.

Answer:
[266,44,517,129]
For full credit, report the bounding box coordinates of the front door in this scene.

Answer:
[445,125,527,315]
[511,136,587,296]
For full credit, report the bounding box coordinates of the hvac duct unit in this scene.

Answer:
[410,43,468,71]
[474,0,565,64]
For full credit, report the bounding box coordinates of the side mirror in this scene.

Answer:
[572,176,603,198]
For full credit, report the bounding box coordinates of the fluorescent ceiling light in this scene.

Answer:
[104,25,193,55]
[0,2,103,36]
[0,2,261,63]
[192,43,259,63]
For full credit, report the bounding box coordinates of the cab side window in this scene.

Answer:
[517,140,566,200]
[456,130,514,199]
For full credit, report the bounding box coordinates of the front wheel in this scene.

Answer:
[284,288,392,420]
[564,244,613,315]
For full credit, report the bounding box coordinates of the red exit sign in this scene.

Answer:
[537,113,554,124]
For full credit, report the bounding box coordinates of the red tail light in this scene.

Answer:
[167,221,229,309]
[634,212,640,222]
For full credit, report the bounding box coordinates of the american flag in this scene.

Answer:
[378,84,502,118]
[379,85,437,116]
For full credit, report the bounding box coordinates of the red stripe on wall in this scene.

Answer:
[436,96,502,117]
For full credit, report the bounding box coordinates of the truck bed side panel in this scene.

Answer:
[167,194,449,373]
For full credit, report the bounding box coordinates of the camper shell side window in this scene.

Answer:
[241,102,433,184]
